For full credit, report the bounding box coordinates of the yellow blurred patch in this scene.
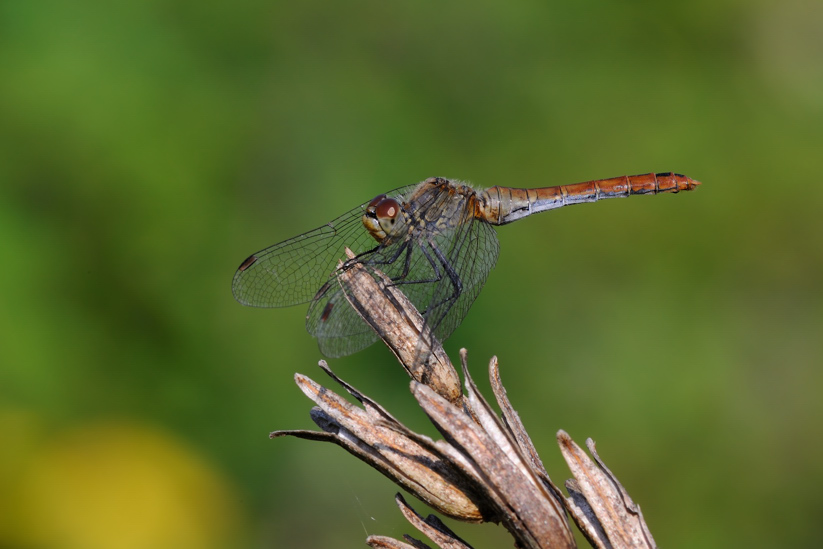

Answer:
[0,413,247,549]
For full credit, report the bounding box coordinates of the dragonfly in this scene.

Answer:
[233,172,699,357]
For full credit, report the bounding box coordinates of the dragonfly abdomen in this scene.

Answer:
[479,172,700,225]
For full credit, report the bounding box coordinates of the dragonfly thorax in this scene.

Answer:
[362,195,407,243]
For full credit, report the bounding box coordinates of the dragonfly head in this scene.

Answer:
[363,194,405,242]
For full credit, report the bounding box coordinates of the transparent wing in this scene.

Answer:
[422,211,499,344]
[231,184,418,308]
[305,279,379,357]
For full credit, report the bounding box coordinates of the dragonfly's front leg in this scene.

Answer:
[357,239,417,282]
[346,239,434,289]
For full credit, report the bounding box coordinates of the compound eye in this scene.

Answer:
[375,198,400,221]
[367,194,387,209]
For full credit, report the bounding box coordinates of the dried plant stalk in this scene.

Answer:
[272,257,660,548]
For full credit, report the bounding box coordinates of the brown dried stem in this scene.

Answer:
[271,258,660,548]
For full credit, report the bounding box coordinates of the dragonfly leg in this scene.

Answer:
[390,240,445,289]
[354,239,410,271]
[424,238,463,312]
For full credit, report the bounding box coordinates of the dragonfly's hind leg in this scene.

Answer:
[422,239,463,314]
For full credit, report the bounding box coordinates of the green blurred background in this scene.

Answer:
[2,0,822,547]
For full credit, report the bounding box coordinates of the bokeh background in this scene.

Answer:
[2,0,822,547]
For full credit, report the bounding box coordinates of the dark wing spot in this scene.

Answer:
[238,254,258,271]
[321,302,334,322]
